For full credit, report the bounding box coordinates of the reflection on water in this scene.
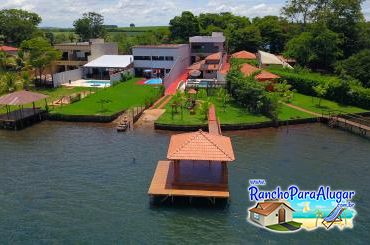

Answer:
[0,122,369,243]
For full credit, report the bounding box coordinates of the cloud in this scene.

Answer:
[0,0,369,27]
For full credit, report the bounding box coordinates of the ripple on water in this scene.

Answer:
[0,122,369,243]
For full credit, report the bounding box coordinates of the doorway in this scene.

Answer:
[278,208,286,223]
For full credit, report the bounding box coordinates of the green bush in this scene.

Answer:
[269,68,370,109]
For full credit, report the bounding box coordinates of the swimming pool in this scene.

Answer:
[145,78,162,85]
[85,80,111,87]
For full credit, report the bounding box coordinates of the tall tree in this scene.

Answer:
[169,11,200,42]
[73,12,106,41]
[20,37,61,83]
[227,25,262,53]
[281,0,315,27]
[284,23,341,70]
[253,16,288,53]
[0,9,42,45]
[336,49,370,87]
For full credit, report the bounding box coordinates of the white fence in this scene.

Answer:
[52,68,83,87]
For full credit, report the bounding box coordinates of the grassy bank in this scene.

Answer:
[51,79,161,116]
[0,87,99,114]
[156,95,313,126]
[290,93,368,115]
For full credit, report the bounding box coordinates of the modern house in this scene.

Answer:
[249,200,295,227]
[0,45,18,56]
[189,32,225,63]
[132,44,190,87]
[52,39,118,73]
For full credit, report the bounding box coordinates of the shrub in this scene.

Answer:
[268,67,370,109]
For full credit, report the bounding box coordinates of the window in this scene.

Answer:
[134,56,151,61]
[152,56,164,61]
[253,213,260,220]
[165,69,171,73]
[165,56,174,61]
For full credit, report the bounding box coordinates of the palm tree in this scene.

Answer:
[315,209,324,227]
[199,100,211,120]
[222,93,230,112]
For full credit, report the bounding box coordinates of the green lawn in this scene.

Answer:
[266,224,290,231]
[290,93,368,115]
[267,221,302,232]
[51,79,162,116]
[0,86,98,114]
[156,95,312,126]
[279,103,314,120]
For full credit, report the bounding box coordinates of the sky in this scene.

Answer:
[1,0,370,27]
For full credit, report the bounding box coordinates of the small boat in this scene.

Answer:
[117,122,129,132]
[117,117,129,132]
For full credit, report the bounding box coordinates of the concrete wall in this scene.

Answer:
[89,43,118,62]
[163,47,191,88]
[52,68,83,87]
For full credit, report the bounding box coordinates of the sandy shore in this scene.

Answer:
[294,218,353,231]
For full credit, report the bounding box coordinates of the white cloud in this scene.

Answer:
[0,0,369,27]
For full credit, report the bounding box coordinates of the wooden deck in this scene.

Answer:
[0,108,45,130]
[148,161,230,198]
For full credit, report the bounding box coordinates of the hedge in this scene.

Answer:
[269,68,370,110]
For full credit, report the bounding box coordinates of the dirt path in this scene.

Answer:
[135,109,165,128]
[284,103,321,117]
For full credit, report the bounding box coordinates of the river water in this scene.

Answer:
[0,122,369,244]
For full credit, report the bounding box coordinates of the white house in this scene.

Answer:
[249,201,295,227]
[132,44,190,79]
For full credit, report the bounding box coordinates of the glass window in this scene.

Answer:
[253,213,260,220]
[165,56,174,61]
[134,56,151,61]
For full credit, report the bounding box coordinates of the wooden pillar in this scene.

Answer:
[174,160,180,183]
[221,162,228,185]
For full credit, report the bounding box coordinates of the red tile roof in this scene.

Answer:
[0,45,18,52]
[167,130,235,161]
[240,64,280,81]
[220,62,230,75]
[205,52,222,61]
[232,51,256,59]
[249,202,294,216]
[187,60,205,70]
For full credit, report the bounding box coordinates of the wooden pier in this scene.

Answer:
[148,161,229,199]
[324,111,370,137]
[0,108,46,130]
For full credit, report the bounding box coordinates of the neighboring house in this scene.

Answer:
[132,44,190,81]
[52,39,118,73]
[0,45,18,56]
[231,50,256,60]
[258,50,292,69]
[240,63,280,82]
[189,32,225,63]
[249,201,295,227]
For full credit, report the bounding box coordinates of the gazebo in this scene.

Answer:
[167,130,235,189]
[148,106,235,203]
[0,90,48,130]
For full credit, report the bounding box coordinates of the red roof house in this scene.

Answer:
[232,51,257,60]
